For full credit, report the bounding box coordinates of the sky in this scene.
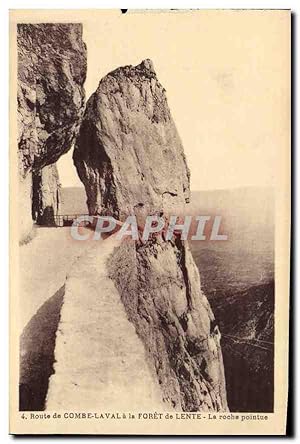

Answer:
[57,10,290,190]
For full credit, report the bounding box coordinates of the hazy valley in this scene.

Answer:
[60,185,274,412]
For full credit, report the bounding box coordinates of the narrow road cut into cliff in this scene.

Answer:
[19,227,90,333]
[46,235,166,411]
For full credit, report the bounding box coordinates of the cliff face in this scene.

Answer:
[17,24,87,239]
[108,239,228,411]
[73,59,190,219]
[75,60,228,411]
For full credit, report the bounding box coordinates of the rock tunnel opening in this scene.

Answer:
[32,149,88,227]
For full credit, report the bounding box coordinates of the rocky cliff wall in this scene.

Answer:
[108,239,228,411]
[75,60,228,411]
[73,59,190,219]
[17,23,87,240]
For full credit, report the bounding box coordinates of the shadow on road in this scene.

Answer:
[19,285,65,411]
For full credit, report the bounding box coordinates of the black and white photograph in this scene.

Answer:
[8,8,291,436]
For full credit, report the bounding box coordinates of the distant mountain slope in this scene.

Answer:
[210,282,274,342]
[188,187,274,412]
[191,246,273,296]
[210,282,274,412]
